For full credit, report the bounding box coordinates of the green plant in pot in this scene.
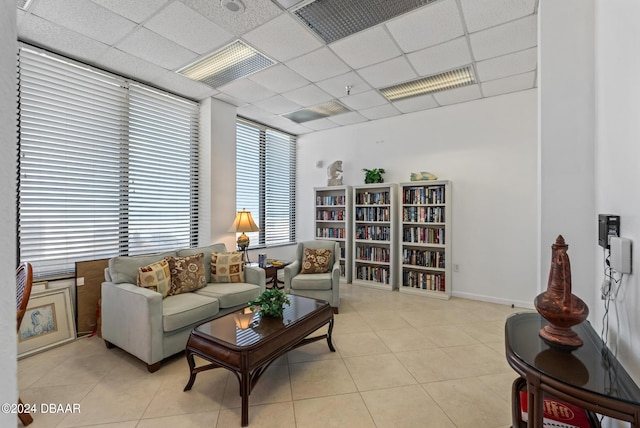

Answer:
[248,288,291,318]
[362,168,386,184]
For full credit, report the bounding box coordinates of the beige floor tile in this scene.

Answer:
[218,401,296,428]
[293,393,376,428]
[359,310,413,331]
[396,348,479,382]
[137,411,219,428]
[287,339,340,364]
[332,331,390,357]
[221,364,291,408]
[344,353,417,391]
[331,312,373,335]
[289,359,357,400]
[28,350,120,389]
[417,324,480,347]
[361,384,456,428]
[441,343,512,374]
[375,327,438,352]
[17,383,94,428]
[455,319,508,343]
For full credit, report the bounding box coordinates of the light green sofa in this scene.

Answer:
[101,243,265,372]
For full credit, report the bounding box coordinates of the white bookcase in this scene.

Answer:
[314,186,352,283]
[351,183,397,291]
[398,180,451,299]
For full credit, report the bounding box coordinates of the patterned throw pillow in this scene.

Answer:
[165,253,207,296]
[211,252,245,283]
[301,248,332,274]
[137,259,171,297]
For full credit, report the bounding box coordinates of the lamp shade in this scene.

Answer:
[228,209,259,233]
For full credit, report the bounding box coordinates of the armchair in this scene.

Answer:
[283,240,340,314]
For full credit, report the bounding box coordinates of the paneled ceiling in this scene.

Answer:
[17,0,538,135]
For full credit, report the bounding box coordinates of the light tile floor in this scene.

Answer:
[18,284,527,427]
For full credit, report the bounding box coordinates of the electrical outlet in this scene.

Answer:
[601,280,612,300]
[453,264,460,272]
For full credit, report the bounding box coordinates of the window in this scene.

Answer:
[235,118,296,248]
[17,46,199,277]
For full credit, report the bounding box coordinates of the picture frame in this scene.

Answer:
[18,287,76,358]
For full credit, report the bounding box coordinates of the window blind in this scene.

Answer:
[236,119,296,248]
[17,46,199,277]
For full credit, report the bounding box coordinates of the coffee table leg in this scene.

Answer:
[326,318,336,352]
[184,350,197,391]
[241,370,250,427]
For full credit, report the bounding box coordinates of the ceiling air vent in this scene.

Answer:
[293,0,437,44]
[283,100,351,123]
[380,66,476,102]
[177,40,274,89]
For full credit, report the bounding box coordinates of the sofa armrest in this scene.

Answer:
[283,260,301,292]
[244,265,266,293]
[101,281,164,365]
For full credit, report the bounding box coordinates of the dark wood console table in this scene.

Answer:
[505,312,640,428]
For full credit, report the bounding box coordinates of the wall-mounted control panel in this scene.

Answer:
[610,236,632,274]
[598,214,620,249]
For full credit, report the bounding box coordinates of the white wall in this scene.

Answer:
[0,0,17,423]
[298,90,538,307]
[594,0,640,383]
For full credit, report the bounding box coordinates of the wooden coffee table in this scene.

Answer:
[183,295,335,426]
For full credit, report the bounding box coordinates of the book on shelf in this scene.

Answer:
[519,391,594,428]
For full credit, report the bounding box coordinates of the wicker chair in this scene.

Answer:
[16,263,34,426]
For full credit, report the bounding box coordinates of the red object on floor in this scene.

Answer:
[520,391,592,428]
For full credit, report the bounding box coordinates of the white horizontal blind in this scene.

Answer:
[235,119,296,248]
[17,46,199,277]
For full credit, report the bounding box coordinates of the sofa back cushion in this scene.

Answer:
[109,251,177,284]
[177,243,227,283]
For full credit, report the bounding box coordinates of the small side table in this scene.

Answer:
[248,263,287,289]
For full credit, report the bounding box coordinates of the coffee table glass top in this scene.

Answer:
[194,295,329,348]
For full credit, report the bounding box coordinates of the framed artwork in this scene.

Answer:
[18,287,76,358]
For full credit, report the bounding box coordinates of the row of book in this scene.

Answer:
[316,209,345,221]
[402,249,445,268]
[402,206,445,223]
[355,191,390,205]
[402,186,445,205]
[315,227,345,239]
[355,265,390,284]
[316,195,346,206]
[402,227,445,244]
[355,225,391,241]
[355,245,390,263]
[402,270,446,291]
[355,206,390,222]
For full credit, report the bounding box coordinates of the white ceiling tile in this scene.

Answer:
[248,64,309,93]
[303,118,340,131]
[330,26,401,69]
[328,111,368,126]
[32,0,137,45]
[475,47,537,82]
[259,115,300,131]
[432,84,482,106]
[316,72,371,98]
[460,0,536,33]
[154,70,218,99]
[470,15,537,61]
[282,85,333,107]
[339,90,388,111]
[16,8,27,27]
[117,27,198,70]
[91,0,170,23]
[481,72,536,97]
[275,122,311,135]
[285,48,351,82]
[215,92,246,107]
[243,14,323,62]
[386,0,464,53]
[98,48,167,83]
[18,14,111,64]
[392,94,438,113]
[253,95,302,115]
[237,104,272,119]
[182,0,281,35]
[357,57,417,88]
[144,2,233,54]
[360,104,401,120]
[407,37,472,77]
[218,78,276,103]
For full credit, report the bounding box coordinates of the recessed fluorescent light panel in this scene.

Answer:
[177,40,275,89]
[380,66,476,102]
[293,0,437,43]
[283,100,351,123]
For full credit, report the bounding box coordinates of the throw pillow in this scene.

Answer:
[301,248,332,274]
[165,253,206,296]
[211,252,245,283]
[137,259,171,297]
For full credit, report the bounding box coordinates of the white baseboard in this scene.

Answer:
[451,290,534,310]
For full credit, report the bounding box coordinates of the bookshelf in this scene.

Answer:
[314,186,352,282]
[398,180,451,299]
[352,183,397,291]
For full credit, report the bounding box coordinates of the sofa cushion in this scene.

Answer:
[162,293,219,332]
[301,248,332,274]
[177,243,227,283]
[195,283,260,308]
[109,251,177,284]
[291,272,333,290]
[165,253,207,296]
[137,259,171,297]
[211,252,245,283]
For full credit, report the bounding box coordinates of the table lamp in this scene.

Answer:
[228,209,259,262]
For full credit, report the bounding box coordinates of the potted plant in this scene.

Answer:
[362,168,386,184]
[248,288,291,318]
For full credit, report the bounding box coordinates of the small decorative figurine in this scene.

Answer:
[410,171,438,181]
[327,160,343,186]
[534,235,589,350]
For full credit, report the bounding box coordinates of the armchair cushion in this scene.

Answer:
[291,272,333,290]
[301,248,333,274]
[165,253,207,296]
[211,251,245,283]
[137,259,171,297]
